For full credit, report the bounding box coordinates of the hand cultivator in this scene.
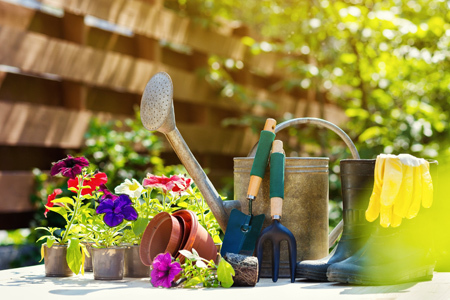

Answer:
[255,140,297,283]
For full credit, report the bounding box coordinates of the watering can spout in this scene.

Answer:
[140,71,238,231]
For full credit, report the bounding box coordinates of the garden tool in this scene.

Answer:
[255,140,297,283]
[238,117,359,278]
[140,72,240,231]
[326,159,438,285]
[221,118,276,256]
[296,159,376,281]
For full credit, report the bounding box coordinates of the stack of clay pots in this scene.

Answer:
[139,210,217,266]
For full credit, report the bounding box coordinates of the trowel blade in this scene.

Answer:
[220,209,265,257]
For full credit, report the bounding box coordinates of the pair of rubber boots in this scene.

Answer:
[297,159,437,285]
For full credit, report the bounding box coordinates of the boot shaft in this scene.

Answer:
[340,159,375,219]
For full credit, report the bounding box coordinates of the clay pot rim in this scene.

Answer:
[173,210,198,252]
[91,246,127,250]
[139,211,182,266]
[44,244,68,248]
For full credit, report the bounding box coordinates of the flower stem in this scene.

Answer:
[162,192,167,212]
[61,173,85,244]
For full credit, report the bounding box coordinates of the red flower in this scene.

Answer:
[142,174,175,192]
[142,174,191,193]
[44,189,63,218]
[68,172,108,195]
[170,175,192,193]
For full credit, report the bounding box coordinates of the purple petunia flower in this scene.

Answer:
[50,155,89,179]
[151,253,182,288]
[96,194,137,227]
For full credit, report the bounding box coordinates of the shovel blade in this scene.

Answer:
[221,209,265,257]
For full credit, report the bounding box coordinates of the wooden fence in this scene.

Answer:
[0,0,346,229]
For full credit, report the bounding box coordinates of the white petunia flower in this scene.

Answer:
[115,178,144,199]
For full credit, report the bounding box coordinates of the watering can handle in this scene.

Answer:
[247,117,360,248]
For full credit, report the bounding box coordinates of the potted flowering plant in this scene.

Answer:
[112,174,193,277]
[36,155,107,276]
[112,178,155,277]
[81,185,138,280]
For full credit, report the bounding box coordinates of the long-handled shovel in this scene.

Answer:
[255,140,297,282]
[221,118,276,256]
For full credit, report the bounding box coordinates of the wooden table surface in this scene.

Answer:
[1,265,449,300]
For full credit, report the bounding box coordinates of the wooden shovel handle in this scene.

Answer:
[247,118,276,198]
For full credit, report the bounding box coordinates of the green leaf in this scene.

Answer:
[132,217,149,236]
[184,276,203,288]
[39,244,45,262]
[241,36,255,47]
[52,197,75,206]
[177,202,188,208]
[217,259,235,288]
[213,235,222,244]
[45,206,68,221]
[46,236,55,249]
[340,53,357,64]
[345,108,369,119]
[66,238,83,275]
[358,126,387,142]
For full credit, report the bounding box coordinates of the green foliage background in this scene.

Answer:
[167,0,449,160]
[165,0,450,228]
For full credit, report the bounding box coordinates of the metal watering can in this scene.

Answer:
[234,118,359,278]
[139,73,357,277]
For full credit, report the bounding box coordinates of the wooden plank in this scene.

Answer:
[0,100,259,156]
[0,101,91,148]
[37,0,247,60]
[0,145,66,171]
[3,0,293,77]
[0,1,35,30]
[0,171,35,213]
[0,73,63,106]
[0,26,346,122]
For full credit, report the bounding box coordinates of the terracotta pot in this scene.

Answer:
[139,212,182,266]
[43,244,73,277]
[173,210,217,263]
[92,246,125,280]
[124,244,150,277]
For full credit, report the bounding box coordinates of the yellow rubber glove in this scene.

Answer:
[365,154,433,228]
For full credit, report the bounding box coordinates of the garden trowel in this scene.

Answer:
[221,118,276,256]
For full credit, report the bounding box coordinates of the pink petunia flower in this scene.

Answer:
[142,174,192,193]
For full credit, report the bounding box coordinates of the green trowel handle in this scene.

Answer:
[270,140,285,218]
[248,118,276,198]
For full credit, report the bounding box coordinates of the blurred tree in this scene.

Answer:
[165,0,450,231]
[166,0,450,160]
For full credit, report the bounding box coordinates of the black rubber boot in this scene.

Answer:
[327,161,439,285]
[326,218,436,285]
[296,159,376,281]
